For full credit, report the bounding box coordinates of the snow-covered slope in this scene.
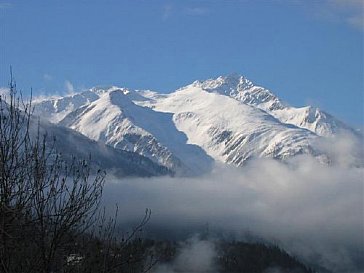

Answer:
[37,119,172,177]
[33,75,359,171]
[1,99,171,177]
[193,75,353,137]
[33,90,99,123]
[58,89,213,175]
[141,85,322,165]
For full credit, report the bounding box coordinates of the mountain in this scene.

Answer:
[192,74,354,137]
[33,90,100,123]
[33,75,359,172]
[0,98,171,177]
[36,119,172,177]
[57,89,213,175]
[137,84,323,166]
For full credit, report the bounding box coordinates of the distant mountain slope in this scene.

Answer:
[1,97,171,177]
[33,90,99,123]
[34,119,172,177]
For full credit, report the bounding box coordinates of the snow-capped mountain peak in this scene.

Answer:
[90,85,121,94]
[33,74,361,175]
[190,75,353,137]
[192,74,285,112]
[195,74,254,91]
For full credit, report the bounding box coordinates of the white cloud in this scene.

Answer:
[347,13,364,29]
[64,80,74,94]
[43,73,53,81]
[103,134,364,273]
[330,0,363,8]
[330,0,364,29]
[153,237,217,273]
[313,0,364,30]
[162,4,173,21]
[162,4,210,20]
[278,0,363,30]
[184,7,210,16]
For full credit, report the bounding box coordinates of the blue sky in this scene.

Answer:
[0,0,363,127]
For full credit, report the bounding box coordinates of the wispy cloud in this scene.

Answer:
[184,7,210,16]
[330,0,363,9]
[64,80,74,94]
[162,4,173,21]
[161,4,210,20]
[313,0,364,30]
[104,133,364,272]
[43,74,53,81]
[153,237,218,273]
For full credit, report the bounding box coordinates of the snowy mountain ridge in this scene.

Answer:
[58,89,214,175]
[192,74,353,137]
[33,75,359,174]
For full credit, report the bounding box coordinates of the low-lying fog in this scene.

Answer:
[103,134,364,273]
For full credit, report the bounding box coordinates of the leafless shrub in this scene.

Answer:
[0,73,154,273]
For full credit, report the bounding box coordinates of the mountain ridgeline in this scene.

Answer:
[33,75,361,176]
